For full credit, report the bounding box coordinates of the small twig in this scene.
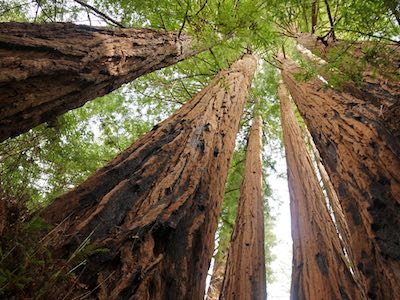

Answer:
[73,0,125,28]
[86,8,92,26]
[335,27,399,43]
[178,1,190,38]
[209,48,222,70]
[179,79,193,98]
[195,0,208,16]
[35,0,55,22]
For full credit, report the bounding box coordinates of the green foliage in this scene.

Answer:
[0,194,108,298]
[1,0,397,293]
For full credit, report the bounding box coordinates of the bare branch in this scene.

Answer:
[73,0,125,28]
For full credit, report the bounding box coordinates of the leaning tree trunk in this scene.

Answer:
[39,54,256,300]
[0,22,198,142]
[279,82,365,300]
[280,56,400,299]
[296,33,400,139]
[219,116,267,300]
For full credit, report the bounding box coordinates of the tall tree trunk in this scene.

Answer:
[279,82,365,300]
[280,56,400,299]
[39,54,256,299]
[307,134,353,261]
[219,116,267,300]
[0,22,197,142]
[206,254,226,300]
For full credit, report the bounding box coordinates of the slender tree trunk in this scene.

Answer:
[206,255,226,300]
[311,1,318,33]
[220,116,267,300]
[280,56,400,299]
[0,22,198,142]
[39,54,256,299]
[279,82,365,300]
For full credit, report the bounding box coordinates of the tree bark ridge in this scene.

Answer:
[0,22,197,142]
[40,54,257,299]
[280,56,400,299]
[220,116,267,300]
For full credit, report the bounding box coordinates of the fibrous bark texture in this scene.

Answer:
[308,136,354,267]
[0,22,196,142]
[220,117,267,300]
[281,57,400,299]
[40,54,257,299]
[279,82,364,300]
[296,33,400,140]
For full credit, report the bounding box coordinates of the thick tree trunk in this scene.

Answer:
[0,22,197,142]
[279,82,364,300]
[219,117,267,300]
[280,57,400,299]
[39,54,256,299]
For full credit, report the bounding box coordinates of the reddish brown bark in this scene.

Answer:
[296,33,400,137]
[40,55,257,299]
[280,57,400,299]
[308,136,353,262]
[279,82,364,300]
[220,117,267,300]
[0,22,197,142]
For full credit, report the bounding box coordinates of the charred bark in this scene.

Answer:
[279,82,364,300]
[280,57,400,299]
[0,22,197,142]
[39,55,257,299]
[220,117,267,300]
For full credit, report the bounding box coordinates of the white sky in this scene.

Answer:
[267,153,292,299]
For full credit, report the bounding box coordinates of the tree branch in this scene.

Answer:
[73,0,125,28]
[323,0,336,40]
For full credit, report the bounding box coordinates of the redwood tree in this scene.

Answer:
[39,54,257,299]
[279,82,365,300]
[0,22,197,142]
[220,116,267,300]
[296,33,400,139]
[280,56,400,299]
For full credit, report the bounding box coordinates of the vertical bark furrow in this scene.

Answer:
[41,55,257,300]
[220,116,267,300]
[278,82,364,300]
[0,22,197,142]
[281,57,400,299]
